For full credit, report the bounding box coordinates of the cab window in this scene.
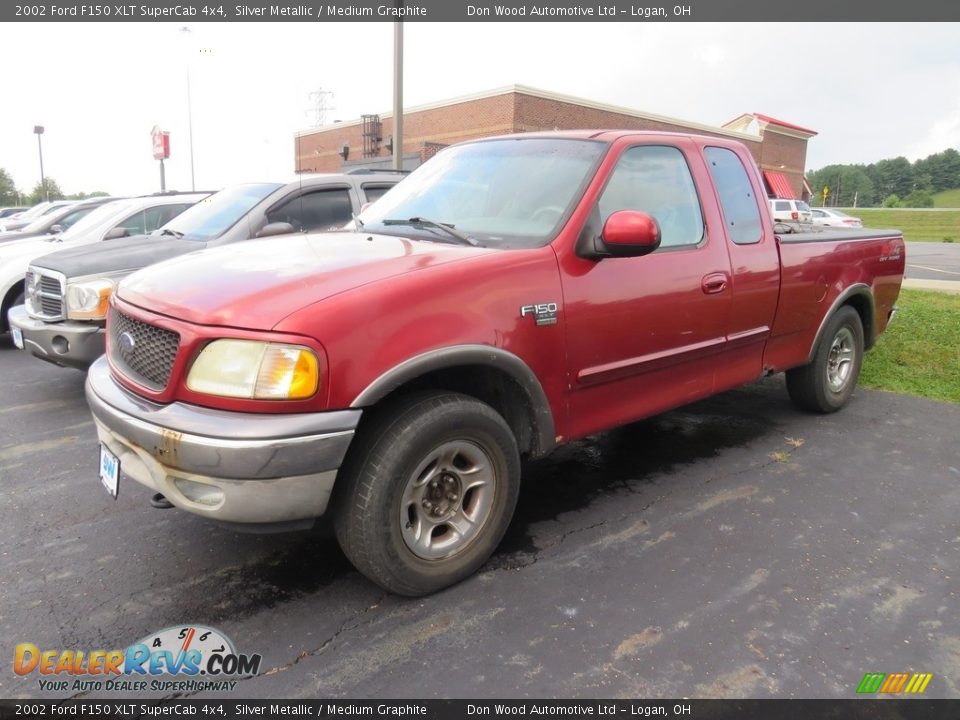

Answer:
[597,145,704,249]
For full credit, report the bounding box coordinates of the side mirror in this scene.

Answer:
[257,221,297,238]
[104,227,129,240]
[49,224,64,235]
[596,211,661,258]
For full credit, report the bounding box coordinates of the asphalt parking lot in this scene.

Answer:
[1,336,957,700]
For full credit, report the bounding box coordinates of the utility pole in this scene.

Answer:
[392,22,403,171]
[307,88,334,127]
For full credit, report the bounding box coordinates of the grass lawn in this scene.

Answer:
[933,188,960,208]
[839,208,960,242]
[860,288,960,403]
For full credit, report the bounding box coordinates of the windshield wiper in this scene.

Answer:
[381,217,481,247]
[159,228,184,238]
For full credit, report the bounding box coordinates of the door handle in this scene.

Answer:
[701,272,729,294]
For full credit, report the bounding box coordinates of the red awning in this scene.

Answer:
[763,170,795,199]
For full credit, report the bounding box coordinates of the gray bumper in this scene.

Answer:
[8,305,105,370]
[85,356,361,525]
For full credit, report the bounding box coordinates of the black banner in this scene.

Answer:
[3,0,960,23]
[2,700,960,720]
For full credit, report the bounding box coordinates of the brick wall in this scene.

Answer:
[295,89,808,198]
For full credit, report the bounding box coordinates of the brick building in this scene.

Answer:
[293,85,816,200]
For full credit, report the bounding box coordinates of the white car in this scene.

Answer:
[2,193,208,337]
[809,208,863,228]
[769,198,813,224]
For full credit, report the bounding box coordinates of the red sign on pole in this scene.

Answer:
[151,126,170,160]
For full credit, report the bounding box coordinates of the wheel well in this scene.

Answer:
[1,280,25,334]
[366,365,543,459]
[842,293,874,349]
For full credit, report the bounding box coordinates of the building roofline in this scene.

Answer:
[294,84,759,143]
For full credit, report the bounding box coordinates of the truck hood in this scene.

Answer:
[30,234,196,278]
[117,232,494,330]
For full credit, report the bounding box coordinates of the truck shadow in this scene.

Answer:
[176,381,784,622]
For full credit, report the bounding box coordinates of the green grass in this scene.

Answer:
[933,188,960,208]
[860,289,960,403]
[838,207,959,242]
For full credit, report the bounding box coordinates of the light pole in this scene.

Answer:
[392,22,403,171]
[180,26,196,191]
[33,125,47,202]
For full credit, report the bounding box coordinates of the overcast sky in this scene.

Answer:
[2,22,958,197]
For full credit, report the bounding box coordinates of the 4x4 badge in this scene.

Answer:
[520,302,559,326]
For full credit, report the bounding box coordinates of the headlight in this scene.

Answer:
[65,279,115,320]
[186,340,319,400]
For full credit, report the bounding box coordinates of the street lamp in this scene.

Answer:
[33,125,47,203]
[180,26,196,191]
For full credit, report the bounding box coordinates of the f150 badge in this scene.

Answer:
[520,302,559,326]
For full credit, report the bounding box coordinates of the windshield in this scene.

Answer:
[57,200,138,241]
[162,183,282,241]
[15,203,52,220]
[21,204,92,234]
[357,138,607,249]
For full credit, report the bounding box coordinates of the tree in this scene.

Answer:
[867,157,914,199]
[808,164,876,207]
[27,177,65,204]
[0,168,19,205]
[903,189,934,208]
[882,194,901,208]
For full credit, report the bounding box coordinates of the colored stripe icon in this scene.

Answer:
[857,672,933,694]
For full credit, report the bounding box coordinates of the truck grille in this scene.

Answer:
[108,308,180,391]
[25,270,65,321]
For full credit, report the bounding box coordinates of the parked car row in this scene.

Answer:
[6,171,403,368]
[4,136,903,597]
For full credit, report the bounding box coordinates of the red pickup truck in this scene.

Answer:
[86,131,904,595]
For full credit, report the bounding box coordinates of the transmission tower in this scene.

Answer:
[307,88,335,127]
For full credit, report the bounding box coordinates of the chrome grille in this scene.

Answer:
[108,308,180,391]
[25,269,65,321]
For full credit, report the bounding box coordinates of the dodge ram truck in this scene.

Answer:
[10,171,402,370]
[85,131,904,596]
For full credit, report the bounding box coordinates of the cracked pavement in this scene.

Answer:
[1,334,958,699]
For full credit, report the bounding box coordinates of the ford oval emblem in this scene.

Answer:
[118,331,136,357]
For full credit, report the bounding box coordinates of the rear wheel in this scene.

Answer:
[333,391,520,596]
[786,306,864,413]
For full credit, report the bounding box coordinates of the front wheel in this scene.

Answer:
[333,391,521,596]
[786,306,864,413]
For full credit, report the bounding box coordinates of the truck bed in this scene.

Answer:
[765,228,906,371]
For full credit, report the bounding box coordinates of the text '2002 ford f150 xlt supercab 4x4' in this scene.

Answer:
[85,131,904,596]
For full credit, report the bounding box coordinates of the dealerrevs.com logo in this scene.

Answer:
[14,625,262,693]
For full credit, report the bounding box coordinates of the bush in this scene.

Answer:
[882,194,901,208]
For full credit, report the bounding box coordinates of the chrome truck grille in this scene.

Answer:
[25,269,65,321]
[108,308,180,391]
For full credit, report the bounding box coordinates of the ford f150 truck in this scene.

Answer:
[85,131,904,596]
[10,172,402,369]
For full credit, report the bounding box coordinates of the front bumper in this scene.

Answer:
[85,356,361,525]
[8,305,105,370]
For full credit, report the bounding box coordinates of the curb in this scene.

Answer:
[902,278,960,295]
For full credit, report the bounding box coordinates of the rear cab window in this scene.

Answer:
[704,147,763,245]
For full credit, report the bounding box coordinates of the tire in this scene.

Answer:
[2,288,25,334]
[786,306,864,413]
[333,391,521,596]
